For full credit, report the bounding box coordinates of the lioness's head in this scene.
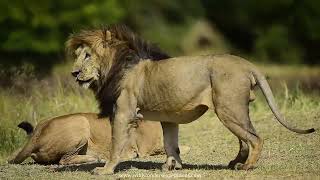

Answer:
[66,25,170,91]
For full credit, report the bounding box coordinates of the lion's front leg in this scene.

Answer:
[92,90,137,175]
[161,122,182,171]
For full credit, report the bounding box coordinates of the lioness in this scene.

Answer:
[66,25,315,174]
[8,113,163,165]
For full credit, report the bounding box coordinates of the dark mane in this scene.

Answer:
[108,25,170,60]
[66,24,171,117]
[66,24,170,61]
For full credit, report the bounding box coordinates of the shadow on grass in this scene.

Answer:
[51,160,229,172]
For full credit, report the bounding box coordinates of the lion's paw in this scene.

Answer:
[234,163,254,171]
[91,167,114,175]
[162,156,182,171]
[228,160,237,169]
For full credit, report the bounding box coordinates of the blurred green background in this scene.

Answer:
[1,0,319,65]
[0,0,319,91]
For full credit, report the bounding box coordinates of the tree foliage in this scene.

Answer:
[202,0,320,64]
[0,0,125,53]
[1,0,319,64]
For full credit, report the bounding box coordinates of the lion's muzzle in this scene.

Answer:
[71,70,81,77]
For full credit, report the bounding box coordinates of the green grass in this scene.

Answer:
[0,63,98,159]
[0,64,319,179]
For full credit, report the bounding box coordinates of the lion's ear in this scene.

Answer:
[103,30,112,48]
[106,31,112,41]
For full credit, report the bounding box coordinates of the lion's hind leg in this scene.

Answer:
[214,97,263,170]
[228,139,249,169]
[59,155,103,165]
[59,139,102,165]
[161,122,182,171]
[8,141,33,164]
[228,121,259,168]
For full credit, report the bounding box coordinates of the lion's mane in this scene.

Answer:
[66,25,170,116]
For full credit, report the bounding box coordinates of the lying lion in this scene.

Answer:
[66,24,315,174]
[8,113,164,165]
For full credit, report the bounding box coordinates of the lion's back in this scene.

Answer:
[31,113,93,163]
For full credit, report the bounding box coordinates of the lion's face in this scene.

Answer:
[71,45,100,89]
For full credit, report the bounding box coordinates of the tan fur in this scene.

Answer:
[8,113,163,165]
[66,25,315,174]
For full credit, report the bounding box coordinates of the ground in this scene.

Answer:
[0,64,319,179]
[1,103,319,179]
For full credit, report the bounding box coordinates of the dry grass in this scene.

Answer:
[0,63,319,179]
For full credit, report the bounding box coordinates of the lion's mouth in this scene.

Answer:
[76,78,94,88]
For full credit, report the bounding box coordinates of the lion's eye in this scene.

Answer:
[85,53,91,60]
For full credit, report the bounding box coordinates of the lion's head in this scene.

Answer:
[66,28,112,89]
[66,24,170,115]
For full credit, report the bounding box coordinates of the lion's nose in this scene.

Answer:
[71,70,81,77]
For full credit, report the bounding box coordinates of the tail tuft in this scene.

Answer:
[294,127,316,134]
[306,128,315,133]
[18,121,34,135]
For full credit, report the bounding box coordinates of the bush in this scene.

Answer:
[254,25,303,64]
[0,0,125,54]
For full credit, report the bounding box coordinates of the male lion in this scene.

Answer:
[8,113,163,165]
[66,25,315,175]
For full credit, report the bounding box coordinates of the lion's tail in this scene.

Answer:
[252,70,315,134]
[7,122,35,164]
[18,121,34,136]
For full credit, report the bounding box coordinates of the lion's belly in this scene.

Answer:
[141,105,208,124]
